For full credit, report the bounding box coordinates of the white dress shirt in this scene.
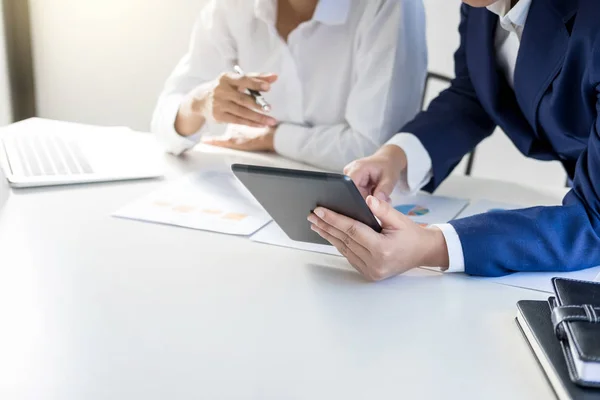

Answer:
[151,0,427,172]
[386,0,532,272]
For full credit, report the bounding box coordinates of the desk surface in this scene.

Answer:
[0,146,567,400]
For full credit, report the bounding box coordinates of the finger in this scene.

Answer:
[202,136,257,151]
[373,177,397,201]
[220,87,265,112]
[222,99,277,126]
[310,219,372,262]
[367,195,411,230]
[248,73,279,84]
[344,160,370,187]
[310,224,372,278]
[356,186,370,199]
[344,161,376,198]
[227,74,273,92]
[216,112,268,129]
[224,92,277,124]
[202,136,237,148]
[308,210,375,258]
[374,191,392,203]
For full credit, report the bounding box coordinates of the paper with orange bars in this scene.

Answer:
[113,169,272,236]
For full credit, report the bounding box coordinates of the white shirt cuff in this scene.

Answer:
[432,223,465,273]
[385,133,432,195]
[273,123,304,161]
[153,95,205,156]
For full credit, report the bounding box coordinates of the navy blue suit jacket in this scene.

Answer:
[403,0,600,276]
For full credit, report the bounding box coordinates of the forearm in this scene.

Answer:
[151,80,217,155]
[174,93,208,136]
[151,93,206,156]
[450,195,600,276]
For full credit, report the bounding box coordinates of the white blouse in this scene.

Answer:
[151,0,427,171]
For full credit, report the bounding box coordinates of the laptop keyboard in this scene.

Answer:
[3,134,94,177]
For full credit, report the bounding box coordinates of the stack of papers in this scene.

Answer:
[251,221,341,256]
[113,170,271,235]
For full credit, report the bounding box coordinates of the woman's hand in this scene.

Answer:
[308,196,450,281]
[203,125,277,152]
[175,72,279,136]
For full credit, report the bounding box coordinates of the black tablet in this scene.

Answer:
[232,164,382,245]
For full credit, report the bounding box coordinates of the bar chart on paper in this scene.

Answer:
[113,169,272,235]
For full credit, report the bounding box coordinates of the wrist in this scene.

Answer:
[187,91,208,115]
[420,227,450,269]
[380,144,408,171]
[175,93,208,137]
[265,125,278,152]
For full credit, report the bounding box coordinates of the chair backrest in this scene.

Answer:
[421,72,475,177]
[420,72,568,188]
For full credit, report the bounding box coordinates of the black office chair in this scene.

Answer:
[420,71,476,176]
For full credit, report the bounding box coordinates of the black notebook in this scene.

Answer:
[516,300,600,400]
[552,279,600,387]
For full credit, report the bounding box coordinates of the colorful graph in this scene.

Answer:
[173,205,196,214]
[202,209,222,215]
[150,200,248,222]
[222,213,248,221]
[395,204,430,216]
[153,201,171,207]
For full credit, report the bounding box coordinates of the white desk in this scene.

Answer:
[0,146,567,400]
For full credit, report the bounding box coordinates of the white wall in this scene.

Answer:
[423,0,462,77]
[29,0,568,189]
[0,4,13,126]
[29,0,208,131]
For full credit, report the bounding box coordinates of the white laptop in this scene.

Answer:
[0,118,164,188]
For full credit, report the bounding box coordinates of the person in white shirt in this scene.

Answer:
[309,0,600,279]
[151,0,427,171]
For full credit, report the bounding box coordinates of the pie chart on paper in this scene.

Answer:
[395,204,431,217]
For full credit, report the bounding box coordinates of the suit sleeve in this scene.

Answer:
[451,35,600,277]
[401,5,496,191]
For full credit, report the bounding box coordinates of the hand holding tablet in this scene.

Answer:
[232,164,449,281]
[232,164,381,246]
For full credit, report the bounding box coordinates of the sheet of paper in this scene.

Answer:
[478,266,600,293]
[390,193,469,225]
[251,221,342,256]
[113,169,271,236]
[250,193,468,256]
[456,199,522,219]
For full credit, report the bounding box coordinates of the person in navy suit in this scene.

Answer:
[307,0,600,279]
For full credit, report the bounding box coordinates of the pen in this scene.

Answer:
[233,65,271,112]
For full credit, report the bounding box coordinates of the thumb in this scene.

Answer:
[367,195,408,230]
